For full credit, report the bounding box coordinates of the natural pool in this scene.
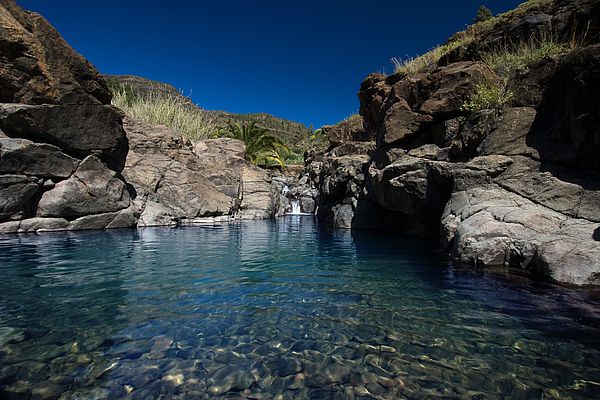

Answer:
[0,217,599,400]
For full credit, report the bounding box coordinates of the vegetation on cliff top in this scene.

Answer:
[106,75,312,145]
[111,82,218,140]
[392,0,555,76]
[107,75,313,165]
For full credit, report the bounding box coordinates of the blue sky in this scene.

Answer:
[18,0,523,128]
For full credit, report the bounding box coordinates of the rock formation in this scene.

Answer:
[0,0,283,233]
[0,0,133,233]
[307,0,600,285]
[122,118,281,227]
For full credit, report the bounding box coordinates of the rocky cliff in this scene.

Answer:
[307,0,600,285]
[0,0,283,233]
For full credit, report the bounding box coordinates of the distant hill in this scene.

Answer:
[104,75,313,148]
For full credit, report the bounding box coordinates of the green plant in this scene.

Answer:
[221,121,290,168]
[481,34,570,78]
[106,78,139,106]
[111,84,217,140]
[282,146,305,165]
[474,5,494,23]
[462,82,513,112]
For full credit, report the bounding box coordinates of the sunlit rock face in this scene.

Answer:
[0,0,282,233]
[121,118,281,227]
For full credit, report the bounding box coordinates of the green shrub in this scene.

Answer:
[221,121,290,168]
[462,82,512,112]
[282,146,305,165]
[474,5,494,23]
[111,84,217,140]
[482,35,570,78]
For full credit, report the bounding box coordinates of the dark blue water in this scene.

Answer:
[0,217,599,399]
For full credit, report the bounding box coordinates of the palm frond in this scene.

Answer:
[221,121,289,168]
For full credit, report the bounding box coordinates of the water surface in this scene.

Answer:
[0,217,599,399]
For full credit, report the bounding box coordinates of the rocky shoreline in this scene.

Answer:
[297,0,600,285]
[1,0,600,285]
[0,0,295,233]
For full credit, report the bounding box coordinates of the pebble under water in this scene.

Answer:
[1,217,600,400]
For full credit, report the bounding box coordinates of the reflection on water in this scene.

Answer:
[0,217,599,399]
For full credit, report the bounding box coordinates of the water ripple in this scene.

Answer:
[0,220,599,399]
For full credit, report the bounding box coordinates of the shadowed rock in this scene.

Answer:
[528,45,600,170]
[0,103,128,171]
[0,174,40,221]
[0,137,78,178]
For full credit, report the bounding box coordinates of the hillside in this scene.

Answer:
[104,74,313,148]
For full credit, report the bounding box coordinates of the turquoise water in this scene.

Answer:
[0,217,599,399]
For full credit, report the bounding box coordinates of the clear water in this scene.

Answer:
[0,217,599,400]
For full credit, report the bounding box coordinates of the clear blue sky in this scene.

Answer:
[18,0,523,129]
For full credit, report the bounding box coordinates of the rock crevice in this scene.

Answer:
[305,0,600,285]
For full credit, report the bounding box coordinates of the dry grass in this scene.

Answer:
[111,85,218,140]
[392,31,476,76]
[391,0,556,76]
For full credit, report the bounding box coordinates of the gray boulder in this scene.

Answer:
[37,155,130,218]
[137,200,179,228]
[0,218,69,234]
[442,186,600,285]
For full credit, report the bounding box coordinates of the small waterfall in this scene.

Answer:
[287,199,312,216]
[290,199,302,215]
[281,185,290,195]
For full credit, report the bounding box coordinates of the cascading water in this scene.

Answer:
[286,199,312,216]
[290,199,302,215]
[281,185,290,196]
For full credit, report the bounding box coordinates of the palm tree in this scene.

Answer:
[222,121,289,167]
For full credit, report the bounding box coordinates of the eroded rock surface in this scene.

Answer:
[0,0,132,233]
[122,118,280,227]
[442,187,600,285]
[306,0,600,284]
[0,0,111,105]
